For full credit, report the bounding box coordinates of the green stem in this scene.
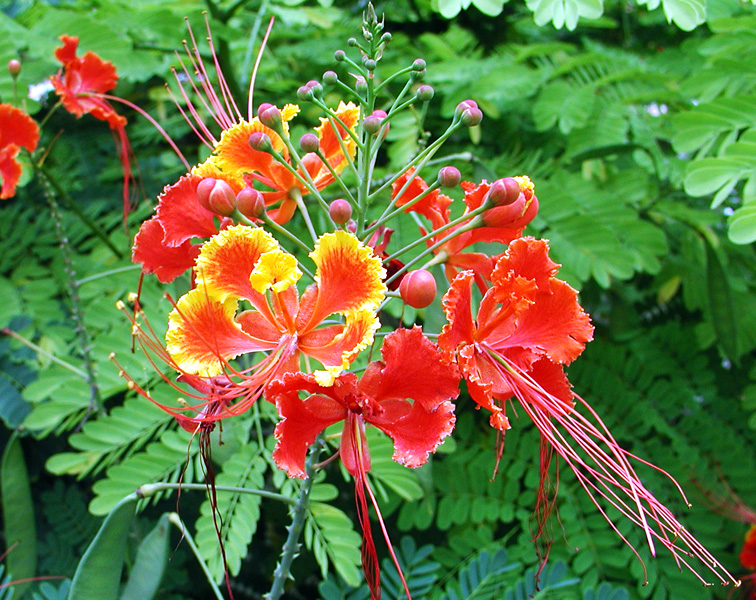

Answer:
[76,265,141,286]
[1,328,88,379]
[264,441,323,600]
[36,164,124,259]
[137,482,297,505]
[289,186,318,243]
[167,513,226,600]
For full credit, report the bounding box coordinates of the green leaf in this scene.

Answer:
[525,0,603,30]
[1,435,37,597]
[68,495,138,600]
[704,240,739,361]
[305,502,363,587]
[728,205,756,244]
[0,277,21,328]
[120,514,170,600]
[671,96,756,153]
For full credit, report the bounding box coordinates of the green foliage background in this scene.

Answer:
[1,0,755,598]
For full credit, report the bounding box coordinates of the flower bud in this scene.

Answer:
[300,133,320,153]
[346,219,357,233]
[197,178,236,216]
[438,166,461,188]
[257,102,274,116]
[236,187,266,219]
[297,85,314,101]
[400,270,437,309]
[456,100,483,127]
[329,199,353,224]
[334,50,346,61]
[416,84,434,102]
[381,32,393,44]
[323,70,338,85]
[364,58,377,71]
[259,105,282,130]
[348,37,358,47]
[355,76,368,94]
[8,59,21,77]
[410,69,426,82]
[487,177,521,207]
[249,132,273,152]
[412,58,426,71]
[306,80,323,96]
[363,110,388,137]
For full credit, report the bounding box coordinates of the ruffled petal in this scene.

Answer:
[359,327,460,412]
[205,119,288,189]
[166,285,272,376]
[370,398,456,468]
[457,345,511,430]
[132,217,200,283]
[491,237,560,292]
[249,250,301,294]
[268,372,354,478]
[301,231,386,332]
[0,146,23,200]
[392,168,452,230]
[155,175,219,246]
[438,271,476,362]
[0,104,40,152]
[299,309,380,386]
[316,101,359,164]
[195,224,279,303]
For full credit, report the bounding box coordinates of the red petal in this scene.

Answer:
[156,175,219,246]
[132,217,200,283]
[359,327,460,412]
[491,237,560,291]
[0,104,40,153]
[741,525,756,570]
[438,271,476,361]
[457,344,511,429]
[268,372,352,477]
[392,168,452,230]
[370,398,456,468]
[0,146,23,200]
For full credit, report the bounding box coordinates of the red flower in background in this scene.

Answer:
[50,35,134,217]
[267,326,458,600]
[742,525,756,572]
[439,236,735,586]
[391,170,539,290]
[0,104,39,199]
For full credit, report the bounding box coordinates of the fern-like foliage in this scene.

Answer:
[194,441,267,581]
[305,499,364,588]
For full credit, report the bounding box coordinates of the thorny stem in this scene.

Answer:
[36,164,124,259]
[264,439,323,600]
[167,512,226,600]
[38,172,106,418]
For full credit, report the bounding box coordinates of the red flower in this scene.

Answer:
[743,525,756,571]
[391,170,538,289]
[267,326,458,600]
[0,104,39,199]
[50,35,133,217]
[439,236,736,586]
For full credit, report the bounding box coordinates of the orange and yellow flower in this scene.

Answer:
[165,225,385,398]
[193,102,359,224]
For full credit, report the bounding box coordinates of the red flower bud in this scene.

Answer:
[259,106,282,130]
[197,178,236,216]
[438,166,461,188]
[400,270,437,309]
[249,132,273,152]
[8,59,21,77]
[329,199,353,224]
[300,133,320,153]
[236,187,266,219]
[487,177,521,206]
[416,84,434,101]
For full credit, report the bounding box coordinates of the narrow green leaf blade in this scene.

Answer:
[68,495,138,600]
[120,513,171,600]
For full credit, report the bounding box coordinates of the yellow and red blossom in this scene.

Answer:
[165,225,386,386]
[193,102,359,224]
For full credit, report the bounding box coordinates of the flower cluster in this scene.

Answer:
[113,9,737,600]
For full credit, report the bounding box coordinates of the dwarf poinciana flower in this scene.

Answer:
[392,170,539,289]
[193,101,359,224]
[267,326,459,600]
[166,225,385,396]
[439,236,736,585]
[0,103,39,200]
[50,35,134,215]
